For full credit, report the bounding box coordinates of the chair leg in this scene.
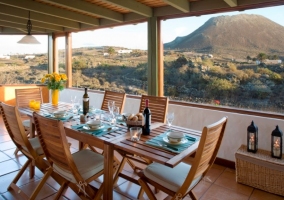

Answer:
[8,159,32,190]
[113,156,127,186]
[14,148,20,155]
[54,181,69,200]
[189,191,197,200]
[29,167,53,200]
[94,183,104,200]
[138,178,157,200]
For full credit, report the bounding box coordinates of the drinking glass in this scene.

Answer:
[113,106,120,119]
[70,95,77,112]
[73,98,81,114]
[166,112,175,132]
[108,100,115,116]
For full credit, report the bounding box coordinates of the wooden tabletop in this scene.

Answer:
[18,102,201,200]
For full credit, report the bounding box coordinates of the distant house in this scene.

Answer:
[208,54,213,58]
[117,49,132,54]
[103,53,109,56]
[0,55,10,59]
[24,55,35,59]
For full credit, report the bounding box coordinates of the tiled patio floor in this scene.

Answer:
[0,115,283,200]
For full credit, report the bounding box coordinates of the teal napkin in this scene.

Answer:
[71,123,120,137]
[145,133,199,153]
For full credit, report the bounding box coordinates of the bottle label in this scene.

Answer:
[83,98,89,102]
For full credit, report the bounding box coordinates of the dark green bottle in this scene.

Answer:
[82,88,89,115]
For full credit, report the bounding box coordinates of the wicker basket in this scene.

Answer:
[235,145,284,196]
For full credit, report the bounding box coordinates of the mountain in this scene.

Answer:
[164,14,284,56]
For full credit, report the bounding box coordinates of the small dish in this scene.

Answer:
[166,131,185,143]
[83,125,104,131]
[87,120,101,129]
[163,136,188,145]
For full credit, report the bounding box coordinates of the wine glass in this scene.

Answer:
[108,100,115,116]
[73,98,81,114]
[113,106,120,120]
[166,112,174,132]
[70,96,77,111]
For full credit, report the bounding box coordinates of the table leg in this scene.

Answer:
[103,142,114,200]
[30,118,36,138]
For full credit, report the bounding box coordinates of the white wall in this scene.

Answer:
[60,89,284,162]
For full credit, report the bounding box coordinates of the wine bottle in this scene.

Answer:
[82,88,89,115]
[142,99,151,135]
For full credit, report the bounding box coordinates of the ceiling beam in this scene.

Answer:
[224,0,238,7]
[0,27,27,33]
[0,0,99,26]
[41,0,123,23]
[0,4,81,29]
[100,0,152,17]
[0,14,64,31]
[162,0,190,12]
[0,21,50,33]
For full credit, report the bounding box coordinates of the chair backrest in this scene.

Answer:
[101,90,126,114]
[0,102,38,159]
[178,117,228,195]
[138,95,169,123]
[15,88,43,107]
[33,112,83,182]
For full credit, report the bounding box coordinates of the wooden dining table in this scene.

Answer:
[18,102,201,200]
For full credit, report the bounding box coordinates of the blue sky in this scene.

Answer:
[0,5,283,55]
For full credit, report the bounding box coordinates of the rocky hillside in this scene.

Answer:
[164,14,284,56]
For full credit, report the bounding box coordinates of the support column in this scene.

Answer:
[157,19,164,97]
[147,17,158,96]
[148,17,164,96]
[47,34,53,74]
[65,32,72,88]
[52,33,58,73]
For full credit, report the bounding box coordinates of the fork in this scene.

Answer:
[157,142,179,151]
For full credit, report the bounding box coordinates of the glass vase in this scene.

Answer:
[52,89,59,105]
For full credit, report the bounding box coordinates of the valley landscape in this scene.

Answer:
[0,14,284,112]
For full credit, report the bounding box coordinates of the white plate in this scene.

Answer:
[163,136,188,145]
[83,125,104,131]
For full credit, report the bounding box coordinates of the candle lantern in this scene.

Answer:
[247,121,258,153]
[271,125,282,159]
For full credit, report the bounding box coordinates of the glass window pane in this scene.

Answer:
[71,23,147,95]
[162,6,284,113]
[0,35,48,84]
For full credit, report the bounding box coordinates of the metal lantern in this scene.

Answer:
[247,121,258,153]
[271,125,282,159]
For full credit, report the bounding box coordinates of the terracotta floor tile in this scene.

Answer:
[250,189,284,200]
[0,170,40,194]
[0,160,22,176]
[215,170,253,196]
[62,187,81,200]
[204,164,226,183]
[18,179,57,200]
[42,194,68,200]
[200,184,249,200]
[192,179,213,199]
[0,141,16,151]
[2,148,18,159]
[0,151,11,163]
[0,134,11,143]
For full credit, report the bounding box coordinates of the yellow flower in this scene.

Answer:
[41,78,46,83]
[55,74,61,82]
[41,72,67,90]
[60,74,67,81]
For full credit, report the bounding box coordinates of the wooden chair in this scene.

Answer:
[0,102,49,200]
[138,95,169,123]
[14,88,43,154]
[113,95,169,196]
[101,90,126,114]
[138,117,228,200]
[33,112,118,200]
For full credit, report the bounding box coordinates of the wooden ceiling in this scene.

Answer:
[0,0,283,34]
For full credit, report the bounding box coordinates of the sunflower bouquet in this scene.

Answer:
[41,72,67,91]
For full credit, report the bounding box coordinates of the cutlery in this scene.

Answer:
[157,142,179,151]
